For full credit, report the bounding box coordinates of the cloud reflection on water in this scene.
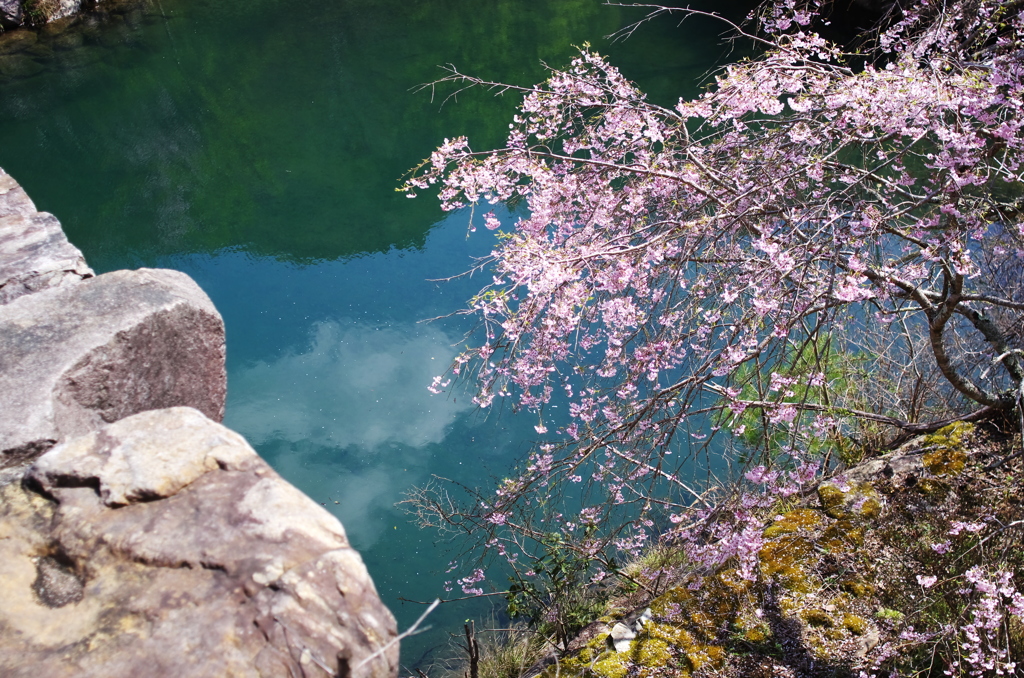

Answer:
[227,319,471,449]
[224,319,473,549]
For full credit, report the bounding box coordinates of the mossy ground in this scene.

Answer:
[437,425,1024,678]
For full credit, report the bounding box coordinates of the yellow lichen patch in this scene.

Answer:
[759,535,817,592]
[763,508,822,539]
[843,613,868,635]
[633,637,672,666]
[839,577,874,598]
[802,609,834,628]
[820,520,865,553]
[922,422,973,476]
[817,482,881,520]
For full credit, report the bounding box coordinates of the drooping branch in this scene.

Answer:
[403,0,1024,617]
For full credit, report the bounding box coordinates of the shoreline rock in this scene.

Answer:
[0,167,400,677]
[1,407,398,678]
[0,166,93,305]
[0,267,227,475]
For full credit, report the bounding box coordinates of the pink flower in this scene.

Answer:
[486,512,509,526]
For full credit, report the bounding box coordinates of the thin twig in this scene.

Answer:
[354,598,441,672]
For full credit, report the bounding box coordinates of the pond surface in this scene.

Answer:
[0,0,757,667]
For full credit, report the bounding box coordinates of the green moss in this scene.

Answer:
[731,611,773,645]
[914,478,951,501]
[817,483,847,517]
[874,608,904,621]
[592,651,630,678]
[759,536,817,592]
[633,637,672,666]
[644,620,690,647]
[824,627,847,641]
[549,632,621,678]
[684,645,724,673]
[843,613,868,635]
[924,421,973,448]
[922,422,973,476]
[806,634,832,659]
[622,575,741,677]
[1009,615,1024,664]
[714,566,745,591]
[802,609,834,628]
[763,508,823,538]
[821,520,865,553]
[922,447,967,477]
[817,481,882,520]
[859,495,882,520]
[839,577,874,598]
[742,624,771,643]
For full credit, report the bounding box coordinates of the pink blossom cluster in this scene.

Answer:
[411,0,1024,491]
[950,568,1024,677]
[457,568,486,596]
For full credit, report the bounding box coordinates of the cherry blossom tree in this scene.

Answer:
[403,0,1024,653]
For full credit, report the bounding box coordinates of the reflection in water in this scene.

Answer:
[229,320,471,450]
[227,319,474,551]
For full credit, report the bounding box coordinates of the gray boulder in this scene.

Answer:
[0,0,23,29]
[0,407,398,678]
[49,0,81,21]
[0,168,93,305]
[0,267,226,474]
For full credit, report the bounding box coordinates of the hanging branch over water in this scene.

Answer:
[402,0,1024,662]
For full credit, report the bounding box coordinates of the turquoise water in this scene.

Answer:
[0,0,757,667]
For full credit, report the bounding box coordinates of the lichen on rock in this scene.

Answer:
[817,480,882,520]
[921,422,973,477]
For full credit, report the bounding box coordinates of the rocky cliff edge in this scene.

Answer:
[0,167,399,678]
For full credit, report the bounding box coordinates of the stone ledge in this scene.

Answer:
[0,267,227,468]
[0,407,398,678]
[0,167,93,305]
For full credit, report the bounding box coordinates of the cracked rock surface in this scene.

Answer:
[0,167,92,305]
[0,407,398,678]
[0,267,227,474]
